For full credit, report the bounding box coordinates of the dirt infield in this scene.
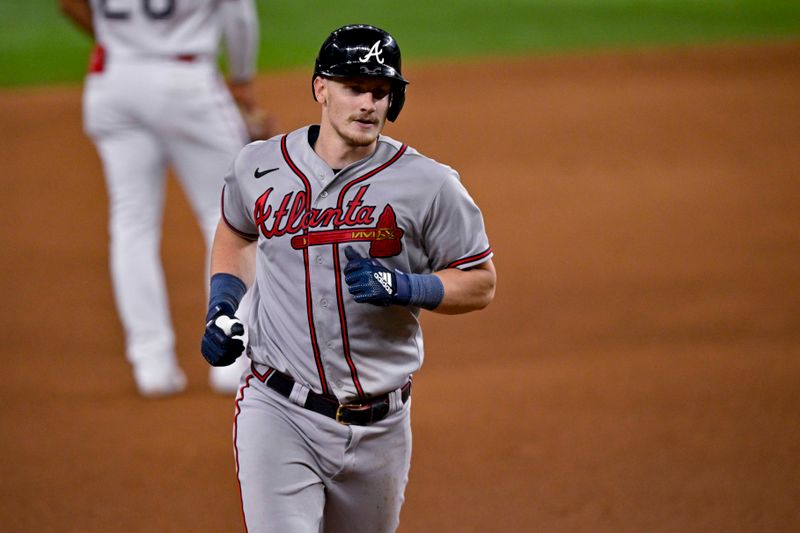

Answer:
[1,41,799,532]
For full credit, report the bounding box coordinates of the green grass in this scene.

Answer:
[1,0,799,87]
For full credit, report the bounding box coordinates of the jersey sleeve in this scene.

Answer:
[422,169,493,271]
[221,149,258,240]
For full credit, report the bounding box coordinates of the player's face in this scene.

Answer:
[317,76,391,147]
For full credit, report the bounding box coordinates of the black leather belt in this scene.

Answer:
[264,368,411,426]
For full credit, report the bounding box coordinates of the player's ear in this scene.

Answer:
[313,76,327,105]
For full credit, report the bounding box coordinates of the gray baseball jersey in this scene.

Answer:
[222,125,493,402]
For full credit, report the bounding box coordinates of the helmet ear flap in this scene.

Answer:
[387,83,406,122]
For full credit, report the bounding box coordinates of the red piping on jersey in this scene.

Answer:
[333,144,408,398]
[221,185,259,240]
[446,246,493,269]
[250,364,275,383]
[281,134,330,396]
[331,245,363,397]
[280,137,311,210]
[336,144,407,204]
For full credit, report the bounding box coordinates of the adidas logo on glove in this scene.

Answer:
[373,271,393,294]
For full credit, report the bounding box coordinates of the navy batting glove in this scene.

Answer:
[343,246,411,306]
[200,273,248,367]
[343,246,444,309]
[201,302,246,367]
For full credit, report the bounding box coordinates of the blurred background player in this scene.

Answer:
[59,0,275,397]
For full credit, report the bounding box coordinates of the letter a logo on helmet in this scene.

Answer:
[359,41,385,65]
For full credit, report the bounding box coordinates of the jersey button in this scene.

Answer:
[316,255,323,264]
[320,298,328,307]
[320,191,328,198]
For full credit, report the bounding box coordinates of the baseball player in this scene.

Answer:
[60,0,274,397]
[201,24,496,532]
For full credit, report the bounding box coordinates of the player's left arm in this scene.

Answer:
[429,259,496,315]
[344,168,496,313]
[343,248,495,314]
[59,0,94,37]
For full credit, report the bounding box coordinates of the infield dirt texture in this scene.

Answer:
[2,42,800,531]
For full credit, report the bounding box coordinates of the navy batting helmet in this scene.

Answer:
[312,24,409,122]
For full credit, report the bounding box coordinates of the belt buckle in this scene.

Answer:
[335,403,366,425]
[335,404,350,424]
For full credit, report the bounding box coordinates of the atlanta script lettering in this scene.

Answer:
[254,185,375,239]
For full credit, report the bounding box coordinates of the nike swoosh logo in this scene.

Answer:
[254,167,279,178]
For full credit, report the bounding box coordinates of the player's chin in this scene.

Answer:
[345,125,381,147]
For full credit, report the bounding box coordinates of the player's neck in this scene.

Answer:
[313,122,378,170]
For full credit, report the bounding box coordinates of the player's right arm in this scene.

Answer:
[201,141,260,367]
[200,220,257,367]
[59,0,94,37]
[210,219,257,286]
